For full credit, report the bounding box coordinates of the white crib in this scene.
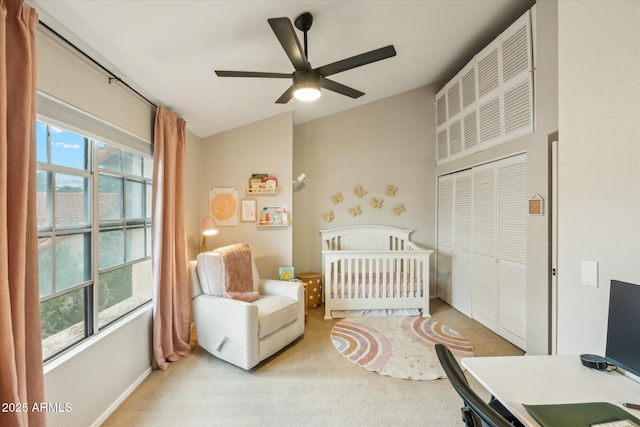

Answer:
[320,225,433,320]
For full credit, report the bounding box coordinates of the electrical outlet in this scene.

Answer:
[581,260,598,287]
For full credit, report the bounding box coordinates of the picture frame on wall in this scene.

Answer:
[240,198,257,223]
[209,187,238,226]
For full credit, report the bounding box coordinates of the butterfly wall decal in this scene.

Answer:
[322,210,335,222]
[371,198,383,209]
[386,185,398,197]
[393,204,406,216]
[330,192,343,205]
[348,205,362,217]
[354,186,368,198]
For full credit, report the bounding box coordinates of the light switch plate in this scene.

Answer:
[581,260,598,287]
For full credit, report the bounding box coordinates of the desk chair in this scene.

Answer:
[435,344,524,427]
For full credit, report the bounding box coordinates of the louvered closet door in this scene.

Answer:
[451,171,473,317]
[472,163,497,331]
[496,154,527,350]
[437,175,454,304]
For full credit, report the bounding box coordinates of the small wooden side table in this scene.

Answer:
[297,272,322,324]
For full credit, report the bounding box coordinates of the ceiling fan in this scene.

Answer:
[215,12,397,104]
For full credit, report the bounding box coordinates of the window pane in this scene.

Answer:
[126,227,145,262]
[36,121,48,163]
[50,126,88,170]
[143,156,153,179]
[55,174,90,228]
[36,171,52,229]
[99,174,123,220]
[98,259,152,329]
[38,237,53,297]
[55,233,91,291]
[99,229,125,270]
[41,287,87,360]
[97,142,121,172]
[126,180,144,219]
[123,152,143,176]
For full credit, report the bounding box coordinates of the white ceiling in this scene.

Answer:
[31,0,534,139]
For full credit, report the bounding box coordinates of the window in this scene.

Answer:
[37,120,153,361]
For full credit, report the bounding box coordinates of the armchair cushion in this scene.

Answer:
[254,295,298,339]
[196,251,223,296]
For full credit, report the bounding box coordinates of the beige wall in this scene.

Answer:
[199,112,294,278]
[556,1,640,355]
[293,85,437,289]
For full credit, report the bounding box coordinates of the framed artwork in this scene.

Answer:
[209,187,238,226]
[240,198,257,223]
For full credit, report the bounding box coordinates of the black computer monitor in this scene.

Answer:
[605,280,640,377]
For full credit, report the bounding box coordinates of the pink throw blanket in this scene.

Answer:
[216,243,260,302]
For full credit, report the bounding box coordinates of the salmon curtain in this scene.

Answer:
[0,0,47,426]
[152,106,191,370]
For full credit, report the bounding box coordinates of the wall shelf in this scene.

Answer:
[247,188,278,195]
[258,221,289,227]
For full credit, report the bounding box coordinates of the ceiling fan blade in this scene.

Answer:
[215,70,291,79]
[316,45,397,77]
[275,86,295,104]
[320,77,364,99]
[268,17,312,72]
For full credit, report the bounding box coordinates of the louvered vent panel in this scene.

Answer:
[478,49,499,97]
[449,120,462,156]
[447,81,461,118]
[498,262,527,340]
[436,94,447,126]
[438,178,454,248]
[497,161,526,264]
[463,111,478,150]
[504,80,532,135]
[472,254,497,330]
[479,98,501,142]
[462,67,476,109]
[437,247,452,303]
[454,174,472,252]
[502,25,529,83]
[451,251,472,316]
[437,129,448,161]
[473,167,495,257]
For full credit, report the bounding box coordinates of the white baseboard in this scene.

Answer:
[90,366,152,427]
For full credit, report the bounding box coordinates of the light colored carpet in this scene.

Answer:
[331,316,474,380]
[101,298,523,427]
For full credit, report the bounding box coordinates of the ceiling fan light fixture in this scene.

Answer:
[293,70,321,102]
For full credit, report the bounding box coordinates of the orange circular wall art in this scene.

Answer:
[211,193,237,221]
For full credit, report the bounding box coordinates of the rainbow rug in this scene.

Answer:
[330,316,474,380]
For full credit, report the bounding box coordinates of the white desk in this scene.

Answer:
[462,355,640,426]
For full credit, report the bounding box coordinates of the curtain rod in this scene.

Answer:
[39,21,158,109]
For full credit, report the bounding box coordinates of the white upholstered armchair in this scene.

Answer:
[188,245,304,370]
